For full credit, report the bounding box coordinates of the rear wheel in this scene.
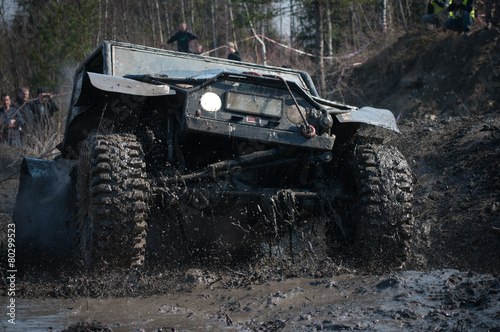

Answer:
[336,142,414,269]
[76,133,149,269]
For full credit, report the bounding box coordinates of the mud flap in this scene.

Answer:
[13,158,78,263]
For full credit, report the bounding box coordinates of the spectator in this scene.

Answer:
[422,0,448,27]
[165,23,199,53]
[1,93,25,146]
[13,87,35,129]
[14,87,29,108]
[30,87,60,126]
[193,44,204,55]
[227,42,242,61]
[444,0,475,37]
[485,0,500,29]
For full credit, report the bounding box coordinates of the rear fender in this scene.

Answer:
[13,158,78,262]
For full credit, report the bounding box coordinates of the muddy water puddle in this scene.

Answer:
[8,296,235,331]
[3,270,499,331]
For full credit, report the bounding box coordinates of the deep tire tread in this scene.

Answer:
[77,133,149,269]
[349,142,414,268]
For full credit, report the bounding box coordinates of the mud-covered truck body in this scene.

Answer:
[14,41,413,269]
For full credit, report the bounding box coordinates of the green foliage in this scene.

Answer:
[296,0,381,54]
[231,0,277,36]
[20,0,98,91]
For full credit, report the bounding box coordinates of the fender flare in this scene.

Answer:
[87,72,176,96]
[334,107,400,133]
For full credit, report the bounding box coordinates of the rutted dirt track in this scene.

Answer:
[1,28,500,331]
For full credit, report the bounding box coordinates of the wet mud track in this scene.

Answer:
[2,269,498,331]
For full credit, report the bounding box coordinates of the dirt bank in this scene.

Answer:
[333,28,500,120]
[398,115,500,274]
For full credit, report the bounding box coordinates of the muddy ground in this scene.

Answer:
[1,28,500,331]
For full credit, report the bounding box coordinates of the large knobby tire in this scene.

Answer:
[76,133,149,269]
[343,142,414,269]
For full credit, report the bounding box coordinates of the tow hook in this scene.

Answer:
[302,124,316,138]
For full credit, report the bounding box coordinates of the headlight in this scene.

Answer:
[200,92,222,112]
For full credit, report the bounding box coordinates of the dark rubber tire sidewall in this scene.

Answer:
[76,133,149,269]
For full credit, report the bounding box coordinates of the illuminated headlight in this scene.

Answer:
[200,92,222,112]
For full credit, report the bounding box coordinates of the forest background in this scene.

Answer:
[0,0,434,105]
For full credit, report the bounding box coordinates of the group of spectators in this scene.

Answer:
[163,22,242,61]
[0,87,59,147]
[422,0,499,36]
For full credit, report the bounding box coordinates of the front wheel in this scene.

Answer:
[336,142,414,269]
[76,133,149,269]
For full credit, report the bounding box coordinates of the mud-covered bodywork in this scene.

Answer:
[14,41,413,269]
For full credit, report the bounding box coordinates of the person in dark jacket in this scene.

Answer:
[227,42,241,61]
[444,0,475,36]
[166,23,199,53]
[1,93,25,146]
[422,0,447,27]
[12,87,33,137]
[30,87,59,126]
[13,87,29,109]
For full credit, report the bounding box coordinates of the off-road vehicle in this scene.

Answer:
[14,41,413,269]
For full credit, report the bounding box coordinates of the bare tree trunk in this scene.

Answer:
[224,0,229,44]
[146,0,156,46]
[290,0,298,66]
[405,0,412,24]
[398,0,408,32]
[119,0,129,41]
[243,2,266,65]
[155,0,163,45]
[327,2,333,58]
[0,1,19,89]
[278,0,283,59]
[210,0,218,57]
[314,0,325,95]
[358,2,374,34]
[350,5,355,51]
[261,25,266,65]
[290,0,295,44]
[380,0,387,29]
[96,0,102,44]
[112,6,117,41]
[104,0,108,40]
[188,0,195,32]
[351,4,362,50]
[165,10,171,41]
[181,0,186,24]
[228,0,237,45]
